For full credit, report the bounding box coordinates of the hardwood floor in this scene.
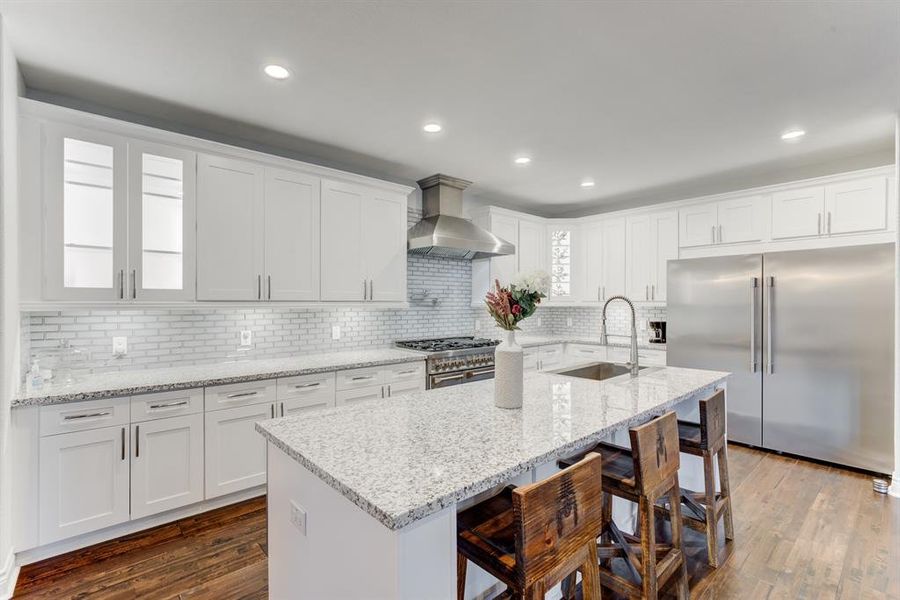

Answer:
[13,445,900,599]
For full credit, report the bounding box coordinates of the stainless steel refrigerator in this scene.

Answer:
[667,243,894,474]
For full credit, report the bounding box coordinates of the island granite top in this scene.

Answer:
[14,348,424,407]
[256,365,728,531]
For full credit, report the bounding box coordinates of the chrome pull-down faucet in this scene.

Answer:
[599,295,640,377]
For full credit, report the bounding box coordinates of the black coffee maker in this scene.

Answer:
[648,321,666,344]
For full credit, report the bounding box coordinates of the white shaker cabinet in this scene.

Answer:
[579,218,626,304]
[517,218,546,274]
[580,221,603,303]
[321,179,407,302]
[39,425,130,544]
[678,203,718,248]
[679,195,765,247]
[650,210,678,302]
[264,168,321,301]
[824,176,888,235]
[626,211,676,302]
[771,186,825,239]
[204,402,272,499]
[600,217,627,300]
[196,154,265,300]
[130,413,204,519]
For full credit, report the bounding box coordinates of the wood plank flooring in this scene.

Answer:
[13,445,900,599]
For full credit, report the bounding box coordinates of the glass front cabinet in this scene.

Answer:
[43,123,196,301]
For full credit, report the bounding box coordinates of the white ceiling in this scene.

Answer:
[2,1,898,216]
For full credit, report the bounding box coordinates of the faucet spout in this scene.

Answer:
[600,295,640,377]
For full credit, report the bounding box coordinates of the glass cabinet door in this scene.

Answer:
[128,142,196,300]
[44,125,127,300]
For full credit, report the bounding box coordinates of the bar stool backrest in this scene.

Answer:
[629,411,681,498]
[511,452,604,587]
[700,389,727,450]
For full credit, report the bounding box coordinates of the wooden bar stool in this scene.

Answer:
[558,412,689,600]
[456,453,604,600]
[671,388,735,568]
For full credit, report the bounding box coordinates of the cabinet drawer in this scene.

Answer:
[387,377,425,398]
[336,385,384,406]
[523,348,539,371]
[606,347,631,363]
[277,372,335,402]
[382,362,425,383]
[539,344,564,367]
[280,395,334,416]
[638,349,667,366]
[336,366,383,391]
[130,389,203,423]
[204,380,276,411]
[566,344,607,361]
[40,397,130,437]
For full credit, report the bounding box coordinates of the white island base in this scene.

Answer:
[265,395,718,600]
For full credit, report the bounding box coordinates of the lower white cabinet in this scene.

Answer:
[336,385,384,406]
[524,344,564,371]
[131,413,204,519]
[566,344,607,362]
[204,402,273,499]
[39,424,130,544]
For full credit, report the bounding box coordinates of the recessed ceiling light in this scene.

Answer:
[514,156,531,165]
[263,64,291,80]
[423,122,442,133]
[581,179,595,188]
[781,129,806,141]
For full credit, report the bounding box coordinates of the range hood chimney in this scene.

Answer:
[407,174,515,260]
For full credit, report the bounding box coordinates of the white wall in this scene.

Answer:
[892,116,900,498]
[0,13,21,597]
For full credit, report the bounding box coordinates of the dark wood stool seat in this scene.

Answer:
[558,413,689,600]
[676,421,703,452]
[456,453,604,600]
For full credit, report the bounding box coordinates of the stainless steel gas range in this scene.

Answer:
[394,336,499,389]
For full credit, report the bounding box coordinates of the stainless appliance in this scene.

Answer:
[407,174,515,259]
[667,244,894,474]
[648,321,666,344]
[395,336,499,389]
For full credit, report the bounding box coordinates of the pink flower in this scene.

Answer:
[511,304,522,315]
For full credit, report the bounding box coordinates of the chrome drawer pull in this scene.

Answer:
[225,391,259,399]
[351,375,375,381]
[64,411,111,420]
[397,369,418,375]
[293,382,321,389]
[149,400,189,409]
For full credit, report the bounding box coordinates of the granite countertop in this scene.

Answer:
[14,348,425,407]
[256,365,728,531]
[516,334,667,351]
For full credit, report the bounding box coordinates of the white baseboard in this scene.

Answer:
[0,549,19,600]
[889,470,900,498]
[16,486,265,566]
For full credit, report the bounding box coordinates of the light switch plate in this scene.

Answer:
[331,325,341,340]
[240,330,252,346]
[290,500,307,535]
[112,336,127,356]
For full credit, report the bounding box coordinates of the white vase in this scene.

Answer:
[494,330,524,409]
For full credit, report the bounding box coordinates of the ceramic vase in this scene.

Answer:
[494,330,523,409]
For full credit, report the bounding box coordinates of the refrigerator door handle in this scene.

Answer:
[750,276,758,372]
[766,275,774,374]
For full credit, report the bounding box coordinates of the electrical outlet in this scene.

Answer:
[290,500,307,535]
[566,317,573,327]
[112,336,127,356]
[240,330,252,346]
[331,325,341,340]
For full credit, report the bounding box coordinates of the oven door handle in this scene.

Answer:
[464,367,495,379]
[431,372,467,385]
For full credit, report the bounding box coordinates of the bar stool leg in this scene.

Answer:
[718,445,735,541]
[639,495,659,600]
[702,452,720,568]
[669,477,690,600]
[581,542,602,600]
[456,554,467,600]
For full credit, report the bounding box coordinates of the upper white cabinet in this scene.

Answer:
[43,124,196,301]
[264,168,320,301]
[600,218,627,300]
[470,209,519,303]
[580,221,603,303]
[320,179,407,302]
[517,219,546,274]
[679,195,766,247]
[771,186,825,239]
[824,176,888,235]
[626,210,677,302]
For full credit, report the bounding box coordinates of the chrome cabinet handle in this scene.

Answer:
[270,403,275,418]
[293,382,321,389]
[369,280,373,301]
[131,269,137,299]
[766,276,774,374]
[119,270,125,299]
[135,425,140,458]
[257,274,262,300]
[597,285,600,301]
[397,369,417,375]
[225,391,258,399]
[711,225,716,244]
[750,276,758,372]
[363,279,367,300]
[602,286,605,301]
[351,375,375,381]
[387,384,392,397]
[149,400,188,410]
[645,285,649,301]
[718,224,723,243]
[827,211,832,234]
[817,213,822,235]
[64,411,111,420]
[280,402,284,417]
[121,427,126,460]
[267,275,272,300]
[651,284,655,301]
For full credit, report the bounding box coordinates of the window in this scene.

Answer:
[550,229,571,298]
[141,153,184,290]
[63,138,114,288]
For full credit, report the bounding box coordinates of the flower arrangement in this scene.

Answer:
[485,270,550,331]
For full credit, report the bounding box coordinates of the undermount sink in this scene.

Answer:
[551,361,647,381]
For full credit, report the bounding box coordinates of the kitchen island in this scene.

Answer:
[256,365,729,599]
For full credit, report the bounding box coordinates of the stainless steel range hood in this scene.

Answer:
[407,174,515,259]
